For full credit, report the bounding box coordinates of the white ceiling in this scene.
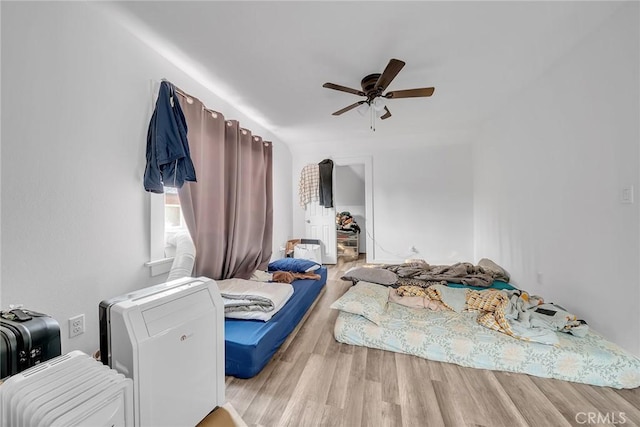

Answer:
[107,1,623,149]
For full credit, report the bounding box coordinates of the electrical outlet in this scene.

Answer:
[69,314,85,338]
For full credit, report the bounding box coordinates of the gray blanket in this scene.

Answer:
[222,294,274,313]
[383,260,509,288]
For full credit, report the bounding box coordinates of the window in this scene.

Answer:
[146,188,187,276]
[164,187,186,232]
[163,187,187,258]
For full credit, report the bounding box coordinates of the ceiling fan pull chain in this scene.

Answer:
[371,106,375,131]
[373,107,376,131]
[370,107,373,131]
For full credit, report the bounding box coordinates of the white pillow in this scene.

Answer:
[330,281,389,325]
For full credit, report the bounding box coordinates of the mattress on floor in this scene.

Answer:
[225,266,327,378]
[334,299,640,389]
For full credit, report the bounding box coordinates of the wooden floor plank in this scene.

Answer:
[396,352,445,427]
[530,375,610,426]
[614,387,640,408]
[380,349,401,405]
[318,404,344,426]
[361,380,383,427]
[225,357,279,416]
[438,361,489,426]
[286,353,328,403]
[296,400,326,427]
[278,398,309,427]
[254,352,312,427]
[493,371,572,427]
[380,401,403,427]
[311,303,340,356]
[573,383,640,426]
[431,379,467,427]
[423,359,448,383]
[365,347,384,383]
[475,370,530,427]
[224,256,640,427]
[325,349,353,409]
[239,359,290,425]
[341,345,368,427]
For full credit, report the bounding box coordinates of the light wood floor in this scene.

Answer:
[225,257,640,427]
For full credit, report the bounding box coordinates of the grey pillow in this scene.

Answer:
[477,258,511,282]
[341,267,397,286]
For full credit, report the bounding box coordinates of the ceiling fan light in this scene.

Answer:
[356,102,370,116]
[372,97,386,112]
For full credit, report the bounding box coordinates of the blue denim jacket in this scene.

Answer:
[144,81,196,193]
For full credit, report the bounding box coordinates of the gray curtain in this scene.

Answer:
[176,94,273,280]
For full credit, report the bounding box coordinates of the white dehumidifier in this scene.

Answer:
[100,276,224,427]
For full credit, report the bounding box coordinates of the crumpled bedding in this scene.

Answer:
[389,287,447,311]
[424,284,588,346]
[382,258,510,288]
[217,278,294,321]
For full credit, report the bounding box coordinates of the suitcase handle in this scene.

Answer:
[1,309,33,322]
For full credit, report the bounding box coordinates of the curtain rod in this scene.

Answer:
[161,79,270,144]
[163,80,215,114]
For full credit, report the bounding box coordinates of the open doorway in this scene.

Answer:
[333,156,374,262]
[302,156,374,264]
[334,164,366,259]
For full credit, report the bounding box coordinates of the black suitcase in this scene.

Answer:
[0,308,61,379]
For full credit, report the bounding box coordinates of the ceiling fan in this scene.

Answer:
[322,58,435,123]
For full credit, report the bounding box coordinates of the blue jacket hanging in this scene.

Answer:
[143,81,197,193]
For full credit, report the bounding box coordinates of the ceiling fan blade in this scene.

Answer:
[380,106,392,120]
[323,82,365,96]
[385,87,435,99]
[332,100,366,116]
[374,59,405,91]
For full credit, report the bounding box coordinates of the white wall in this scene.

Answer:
[0,2,292,355]
[271,141,293,259]
[473,3,639,355]
[292,142,474,265]
[335,164,366,252]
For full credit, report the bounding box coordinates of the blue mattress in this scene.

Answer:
[224,267,327,378]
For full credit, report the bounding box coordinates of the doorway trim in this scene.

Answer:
[333,156,374,262]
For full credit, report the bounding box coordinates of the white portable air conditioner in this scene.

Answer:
[100,276,224,427]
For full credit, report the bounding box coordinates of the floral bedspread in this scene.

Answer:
[334,300,640,389]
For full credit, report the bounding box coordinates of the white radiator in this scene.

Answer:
[0,350,133,427]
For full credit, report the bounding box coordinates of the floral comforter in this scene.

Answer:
[332,283,640,389]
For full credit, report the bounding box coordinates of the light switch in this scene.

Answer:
[621,185,634,204]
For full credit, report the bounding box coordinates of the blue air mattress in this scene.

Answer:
[224,267,327,378]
